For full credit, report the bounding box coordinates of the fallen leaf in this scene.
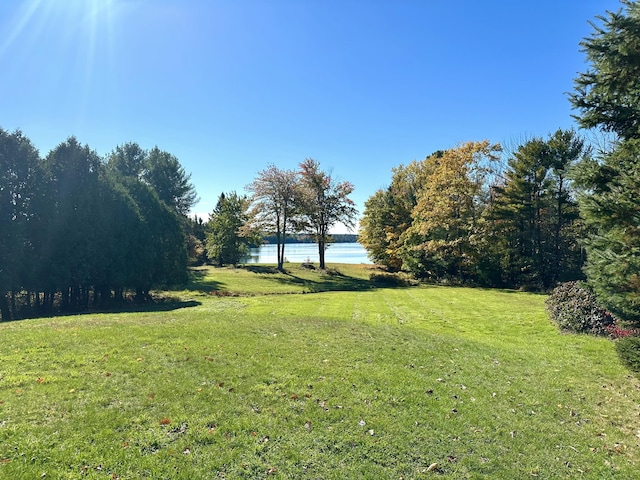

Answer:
[36,377,45,384]
[160,418,171,425]
[426,462,439,472]
[291,393,298,400]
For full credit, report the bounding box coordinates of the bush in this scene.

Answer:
[369,272,415,287]
[615,336,640,374]
[604,323,639,339]
[546,282,615,335]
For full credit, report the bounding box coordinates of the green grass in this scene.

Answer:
[1,265,639,478]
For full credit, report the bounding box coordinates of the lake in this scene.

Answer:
[243,242,372,264]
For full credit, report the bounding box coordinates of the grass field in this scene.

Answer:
[1,264,639,479]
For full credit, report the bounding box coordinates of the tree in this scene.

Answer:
[359,189,397,267]
[489,130,586,289]
[570,0,640,141]
[0,129,41,320]
[246,165,300,271]
[399,141,501,281]
[39,137,106,309]
[298,159,357,269]
[573,139,640,322]
[570,1,640,322]
[359,158,431,270]
[206,192,256,266]
[107,142,147,178]
[143,147,198,216]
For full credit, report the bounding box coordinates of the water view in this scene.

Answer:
[243,242,371,264]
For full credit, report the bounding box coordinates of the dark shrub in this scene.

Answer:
[615,336,640,374]
[546,281,615,335]
[369,272,415,287]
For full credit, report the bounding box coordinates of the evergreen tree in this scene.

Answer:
[570,1,640,322]
[570,0,640,141]
[206,192,255,266]
[490,130,586,289]
[573,140,640,322]
[0,129,41,320]
[143,147,198,216]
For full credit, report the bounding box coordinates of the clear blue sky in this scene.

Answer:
[0,0,622,232]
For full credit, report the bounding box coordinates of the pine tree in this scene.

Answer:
[571,1,640,322]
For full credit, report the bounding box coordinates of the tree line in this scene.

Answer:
[0,135,197,320]
[361,0,640,325]
[3,0,640,329]
[359,133,586,290]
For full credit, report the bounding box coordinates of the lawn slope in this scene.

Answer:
[1,265,639,478]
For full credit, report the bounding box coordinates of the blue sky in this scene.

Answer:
[0,0,622,232]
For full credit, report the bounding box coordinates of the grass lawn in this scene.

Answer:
[1,264,639,478]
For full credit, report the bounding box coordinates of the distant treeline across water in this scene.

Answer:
[260,234,358,245]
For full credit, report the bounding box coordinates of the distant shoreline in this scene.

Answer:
[259,233,358,245]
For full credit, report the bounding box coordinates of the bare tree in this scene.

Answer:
[246,165,300,271]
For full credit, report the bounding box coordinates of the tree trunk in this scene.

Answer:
[318,240,326,269]
[0,294,11,321]
[10,290,17,315]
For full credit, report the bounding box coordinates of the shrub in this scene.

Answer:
[546,281,615,335]
[605,323,639,339]
[615,336,640,374]
[369,272,415,287]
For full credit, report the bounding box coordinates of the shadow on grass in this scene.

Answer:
[256,269,375,293]
[186,269,226,292]
[185,264,423,296]
[1,297,202,323]
[243,265,281,275]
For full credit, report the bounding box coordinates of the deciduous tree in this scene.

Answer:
[247,165,300,271]
[400,141,501,281]
[298,159,357,269]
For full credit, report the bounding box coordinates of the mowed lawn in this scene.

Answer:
[1,264,639,479]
